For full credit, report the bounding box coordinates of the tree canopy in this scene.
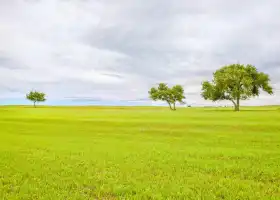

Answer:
[201,64,273,111]
[149,83,185,110]
[26,91,46,107]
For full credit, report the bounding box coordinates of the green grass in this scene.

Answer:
[1,106,280,199]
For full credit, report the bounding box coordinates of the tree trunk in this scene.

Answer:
[167,102,173,110]
[231,100,237,111]
[173,103,176,111]
[34,101,36,108]
[235,98,240,111]
[167,102,176,111]
[231,99,240,111]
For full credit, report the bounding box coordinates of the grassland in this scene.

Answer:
[0,106,280,199]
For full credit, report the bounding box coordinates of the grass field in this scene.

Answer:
[1,106,280,199]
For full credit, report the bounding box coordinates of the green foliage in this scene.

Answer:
[1,106,280,199]
[149,83,185,110]
[26,91,46,107]
[201,64,273,111]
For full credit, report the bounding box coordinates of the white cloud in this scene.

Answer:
[0,0,279,105]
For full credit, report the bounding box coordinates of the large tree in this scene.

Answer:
[201,64,273,111]
[149,83,185,110]
[26,91,46,108]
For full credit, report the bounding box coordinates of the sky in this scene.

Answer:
[0,0,279,106]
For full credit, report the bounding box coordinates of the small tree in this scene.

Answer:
[201,64,273,111]
[26,91,46,108]
[149,83,185,110]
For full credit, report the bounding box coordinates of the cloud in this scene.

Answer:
[0,0,279,105]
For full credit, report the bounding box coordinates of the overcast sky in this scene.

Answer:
[0,0,279,106]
